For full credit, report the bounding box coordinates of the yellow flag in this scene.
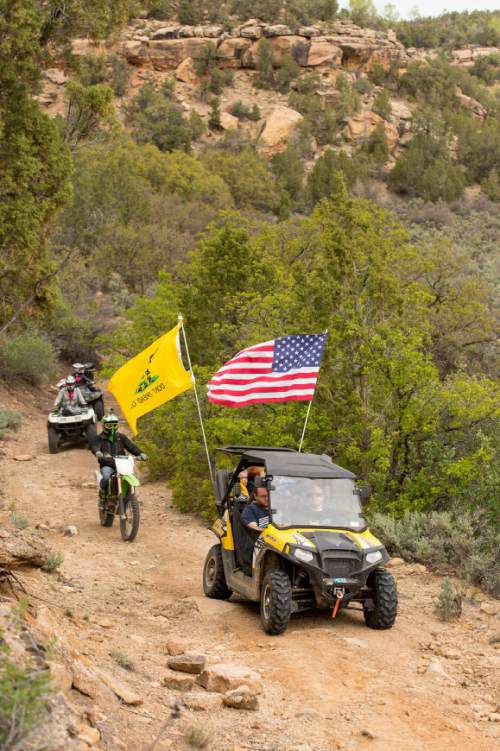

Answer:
[108,324,193,434]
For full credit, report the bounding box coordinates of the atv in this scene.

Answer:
[47,406,97,454]
[56,363,105,421]
[203,446,397,635]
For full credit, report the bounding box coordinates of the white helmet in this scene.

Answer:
[72,363,85,373]
[65,375,76,388]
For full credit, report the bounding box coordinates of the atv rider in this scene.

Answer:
[54,376,87,412]
[72,362,98,392]
[90,411,147,507]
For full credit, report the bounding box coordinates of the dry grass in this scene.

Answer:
[183,721,213,749]
[110,649,136,671]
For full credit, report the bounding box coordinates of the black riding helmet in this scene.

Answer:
[102,410,119,441]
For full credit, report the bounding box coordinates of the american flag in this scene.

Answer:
[207,333,327,408]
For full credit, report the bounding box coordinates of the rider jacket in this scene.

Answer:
[90,432,142,468]
[54,387,86,410]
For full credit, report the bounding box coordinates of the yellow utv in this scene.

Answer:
[203,446,397,635]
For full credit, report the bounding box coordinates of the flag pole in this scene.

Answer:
[178,314,214,483]
[298,329,328,453]
[298,399,313,453]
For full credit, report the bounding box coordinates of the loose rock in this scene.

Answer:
[223,686,259,711]
[197,663,262,694]
[64,525,78,537]
[165,637,188,656]
[162,669,196,690]
[183,691,222,711]
[167,654,206,675]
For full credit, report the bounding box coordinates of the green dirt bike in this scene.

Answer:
[96,455,146,542]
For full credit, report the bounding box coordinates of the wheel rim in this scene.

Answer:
[206,555,216,587]
[262,583,271,621]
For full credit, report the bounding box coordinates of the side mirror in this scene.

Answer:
[356,485,371,505]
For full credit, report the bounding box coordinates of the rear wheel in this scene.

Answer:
[86,423,97,446]
[260,570,292,635]
[363,568,397,630]
[203,544,231,600]
[120,490,140,542]
[93,397,104,421]
[48,427,59,454]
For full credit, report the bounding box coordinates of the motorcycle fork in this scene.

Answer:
[117,476,126,521]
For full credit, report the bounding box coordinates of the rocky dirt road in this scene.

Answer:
[1,385,499,751]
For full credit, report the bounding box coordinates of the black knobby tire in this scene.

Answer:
[86,423,97,447]
[94,397,104,421]
[99,503,114,528]
[363,568,398,630]
[260,570,292,635]
[203,544,232,600]
[48,427,59,454]
[120,490,140,542]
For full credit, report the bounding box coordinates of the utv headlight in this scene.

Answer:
[294,548,314,563]
[366,550,382,564]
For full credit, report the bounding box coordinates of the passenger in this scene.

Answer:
[247,466,265,495]
[233,469,249,499]
[54,376,86,412]
[241,486,270,532]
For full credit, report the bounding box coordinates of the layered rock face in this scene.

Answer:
[112,19,407,73]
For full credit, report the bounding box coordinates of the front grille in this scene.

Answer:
[322,552,360,578]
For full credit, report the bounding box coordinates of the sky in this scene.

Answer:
[339,0,500,19]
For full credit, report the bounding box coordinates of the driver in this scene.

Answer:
[54,375,86,412]
[90,411,147,508]
[241,486,270,532]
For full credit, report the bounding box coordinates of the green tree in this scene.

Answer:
[349,0,377,27]
[126,82,194,152]
[63,80,115,149]
[308,149,368,204]
[372,89,392,120]
[202,148,281,212]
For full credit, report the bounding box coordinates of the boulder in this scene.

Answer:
[298,26,320,38]
[165,637,188,656]
[175,57,199,85]
[197,663,262,694]
[240,26,262,40]
[123,40,149,66]
[344,110,399,152]
[217,37,252,68]
[258,106,304,156]
[167,654,206,675]
[77,727,101,745]
[263,25,293,37]
[178,26,196,38]
[307,40,342,67]
[202,25,224,38]
[0,528,50,570]
[480,601,499,616]
[223,686,259,711]
[148,38,211,70]
[389,99,412,120]
[162,669,196,690]
[220,112,239,131]
[268,36,310,67]
[383,120,399,153]
[151,26,180,40]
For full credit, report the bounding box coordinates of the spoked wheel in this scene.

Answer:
[120,490,140,542]
[203,544,231,599]
[363,568,398,630]
[99,498,114,528]
[260,570,292,635]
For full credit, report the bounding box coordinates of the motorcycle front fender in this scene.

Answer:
[122,474,140,488]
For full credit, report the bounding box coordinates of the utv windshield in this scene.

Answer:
[270,476,366,531]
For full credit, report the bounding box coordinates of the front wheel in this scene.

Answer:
[120,490,140,542]
[48,427,59,454]
[203,544,231,600]
[86,423,97,446]
[99,497,114,528]
[363,568,398,630]
[260,570,292,635]
[93,397,104,421]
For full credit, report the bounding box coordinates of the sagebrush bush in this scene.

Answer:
[0,409,21,439]
[434,578,462,621]
[370,509,499,596]
[0,641,53,751]
[0,332,57,386]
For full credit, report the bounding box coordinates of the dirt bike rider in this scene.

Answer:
[72,362,98,392]
[90,411,147,508]
[54,375,87,412]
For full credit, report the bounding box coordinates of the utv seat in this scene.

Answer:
[214,469,232,507]
[231,502,256,576]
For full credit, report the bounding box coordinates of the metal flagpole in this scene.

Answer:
[298,400,313,453]
[298,329,328,453]
[178,314,214,483]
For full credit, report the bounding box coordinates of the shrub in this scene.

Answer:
[433,578,462,621]
[183,720,212,749]
[308,148,368,204]
[126,82,193,152]
[208,97,221,130]
[0,409,21,439]
[74,54,107,86]
[108,53,129,96]
[354,75,373,95]
[0,332,57,386]
[42,552,64,573]
[110,650,135,671]
[0,641,53,751]
[230,101,261,121]
[372,89,391,119]
[370,509,499,596]
[275,54,301,94]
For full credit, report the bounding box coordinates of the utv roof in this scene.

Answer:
[216,446,355,480]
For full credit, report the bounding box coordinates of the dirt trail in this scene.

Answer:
[1,385,499,751]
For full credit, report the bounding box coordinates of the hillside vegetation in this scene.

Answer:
[0,1,498,591]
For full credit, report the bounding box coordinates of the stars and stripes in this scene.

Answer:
[207,333,327,408]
